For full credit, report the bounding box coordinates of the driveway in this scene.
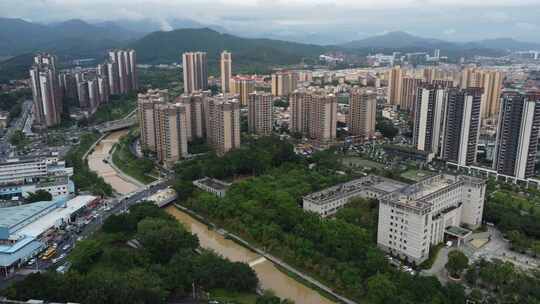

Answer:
[422,246,451,285]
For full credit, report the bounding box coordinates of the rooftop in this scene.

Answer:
[0,200,58,230]
[381,174,480,212]
[17,195,97,237]
[304,176,407,205]
[194,177,231,191]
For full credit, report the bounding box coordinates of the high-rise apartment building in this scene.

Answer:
[106,61,120,95]
[76,80,89,109]
[248,92,273,135]
[480,71,503,119]
[290,91,337,142]
[97,76,110,104]
[155,103,190,166]
[348,88,376,138]
[183,52,208,94]
[178,92,211,140]
[220,51,232,93]
[401,77,423,111]
[460,67,504,118]
[271,72,298,97]
[412,85,446,154]
[138,89,168,152]
[108,49,137,94]
[87,78,100,114]
[231,76,255,106]
[206,96,241,155]
[59,72,77,101]
[387,66,403,106]
[440,88,483,166]
[494,91,540,179]
[29,53,63,128]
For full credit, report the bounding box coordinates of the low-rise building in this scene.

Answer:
[377,174,485,264]
[0,195,98,276]
[303,176,407,217]
[193,177,231,198]
[0,155,74,201]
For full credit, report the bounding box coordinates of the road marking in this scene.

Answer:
[248,256,267,267]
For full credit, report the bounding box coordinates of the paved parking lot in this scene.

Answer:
[466,226,539,269]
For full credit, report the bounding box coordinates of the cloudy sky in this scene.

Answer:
[1,0,540,44]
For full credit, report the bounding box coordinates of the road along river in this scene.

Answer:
[87,130,336,304]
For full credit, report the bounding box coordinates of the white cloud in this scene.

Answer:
[515,22,538,30]
[443,28,456,35]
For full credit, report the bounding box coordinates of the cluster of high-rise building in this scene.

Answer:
[30,54,63,128]
[412,85,483,166]
[411,82,540,180]
[138,89,243,166]
[29,50,138,128]
[387,66,503,119]
[272,71,298,97]
[493,91,540,179]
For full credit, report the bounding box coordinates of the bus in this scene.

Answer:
[41,247,57,260]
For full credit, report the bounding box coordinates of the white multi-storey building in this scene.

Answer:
[303,176,407,217]
[377,174,486,264]
[0,155,74,201]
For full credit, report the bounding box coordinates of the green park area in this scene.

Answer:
[91,93,137,124]
[112,131,158,184]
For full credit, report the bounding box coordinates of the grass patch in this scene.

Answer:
[419,243,444,270]
[341,156,384,170]
[400,169,434,182]
[91,93,137,124]
[209,289,259,304]
[112,131,156,184]
[65,132,113,196]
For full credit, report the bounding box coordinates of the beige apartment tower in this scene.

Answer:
[155,103,190,167]
[387,66,403,107]
[206,97,241,155]
[183,52,208,94]
[271,72,298,97]
[138,89,168,152]
[231,77,255,106]
[348,89,376,138]
[401,77,423,111]
[290,90,337,142]
[220,51,232,93]
[248,92,273,135]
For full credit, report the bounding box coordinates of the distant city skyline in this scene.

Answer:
[1,1,540,44]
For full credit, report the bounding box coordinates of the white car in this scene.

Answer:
[62,244,71,251]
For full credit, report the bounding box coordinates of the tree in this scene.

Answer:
[376,118,398,139]
[102,213,137,235]
[69,239,104,273]
[446,250,469,278]
[26,190,52,203]
[172,179,195,201]
[136,217,199,263]
[532,241,540,257]
[366,274,397,304]
[9,129,28,150]
[507,230,530,253]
